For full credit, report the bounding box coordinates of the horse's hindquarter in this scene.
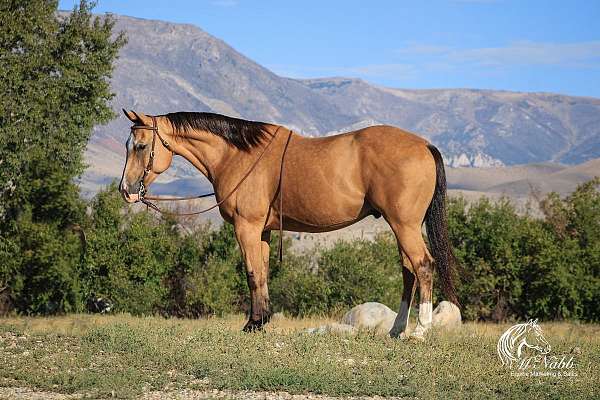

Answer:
[276,126,435,232]
[358,126,437,225]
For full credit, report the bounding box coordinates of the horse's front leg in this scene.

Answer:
[234,220,272,332]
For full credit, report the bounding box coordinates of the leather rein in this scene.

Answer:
[129,117,291,260]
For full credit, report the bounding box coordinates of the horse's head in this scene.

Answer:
[522,319,551,355]
[119,109,174,203]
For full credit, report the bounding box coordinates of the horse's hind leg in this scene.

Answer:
[389,258,416,338]
[389,224,434,340]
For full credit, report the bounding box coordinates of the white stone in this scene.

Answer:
[341,302,397,334]
[305,323,357,335]
[432,301,462,328]
[306,301,462,338]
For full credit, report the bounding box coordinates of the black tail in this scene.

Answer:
[425,144,460,307]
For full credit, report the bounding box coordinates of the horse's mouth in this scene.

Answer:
[121,189,141,203]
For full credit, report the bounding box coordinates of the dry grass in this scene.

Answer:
[1,314,598,399]
[0,313,339,337]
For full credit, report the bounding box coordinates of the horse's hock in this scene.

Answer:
[306,301,462,336]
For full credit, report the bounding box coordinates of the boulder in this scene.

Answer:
[305,301,461,336]
[432,301,461,328]
[341,302,397,334]
[305,323,357,335]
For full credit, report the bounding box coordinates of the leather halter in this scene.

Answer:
[127,117,291,261]
[130,115,172,200]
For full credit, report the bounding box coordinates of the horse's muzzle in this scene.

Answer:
[121,189,140,203]
[119,181,142,203]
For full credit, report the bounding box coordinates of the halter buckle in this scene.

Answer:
[139,181,146,200]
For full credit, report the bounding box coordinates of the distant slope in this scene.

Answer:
[313,82,600,166]
[447,158,600,196]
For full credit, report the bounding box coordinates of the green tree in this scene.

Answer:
[538,178,600,321]
[0,1,125,313]
[447,197,528,321]
[447,182,600,322]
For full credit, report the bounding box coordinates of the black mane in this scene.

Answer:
[163,112,269,151]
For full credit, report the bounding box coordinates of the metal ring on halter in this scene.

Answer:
[138,181,147,200]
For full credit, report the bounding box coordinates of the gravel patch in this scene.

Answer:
[0,387,411,400]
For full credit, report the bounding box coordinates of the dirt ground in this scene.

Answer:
[0,387,410,400]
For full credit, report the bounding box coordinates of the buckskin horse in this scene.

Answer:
[119,109,459,339]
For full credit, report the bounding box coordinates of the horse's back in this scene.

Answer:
[352,125,431,157]
[287,124,434,190]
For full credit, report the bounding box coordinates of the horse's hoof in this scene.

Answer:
[242,319,264,332]
[389,330,409,340]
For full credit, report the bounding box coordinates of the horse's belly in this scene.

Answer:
[267,134,373,232]
[269,194,375,233]
[281,214,369,233]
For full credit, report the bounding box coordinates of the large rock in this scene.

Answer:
[341,302,397,334]
[305,301,461,336]
[432,301,462,328]
[305,323,357,335]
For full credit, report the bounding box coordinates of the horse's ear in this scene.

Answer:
[123,109,139,122]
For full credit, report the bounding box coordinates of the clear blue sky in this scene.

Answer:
[59,0,600,98]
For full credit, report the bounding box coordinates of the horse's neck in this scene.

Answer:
[176,130,276,191]
[176,134,234,184]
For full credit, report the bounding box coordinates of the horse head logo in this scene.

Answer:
[497,319,551,367]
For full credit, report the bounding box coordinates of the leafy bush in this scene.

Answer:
[0,0,123,315]
[2,177,599,322]
[270,255,330,316]
[8,211,84,314]
[271,234,403,316]
[447,179,600,322]
[182,256,243,316]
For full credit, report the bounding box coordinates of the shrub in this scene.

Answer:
[183,256,243,316]
[447,181,600,322]
[3,177,599,322]
[272,234,403,316]
[270,254,330,316]
[8,211,84,314]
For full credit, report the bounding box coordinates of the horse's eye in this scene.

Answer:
[135,143,147,151]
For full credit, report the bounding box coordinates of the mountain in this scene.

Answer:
[81,14,600,196]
